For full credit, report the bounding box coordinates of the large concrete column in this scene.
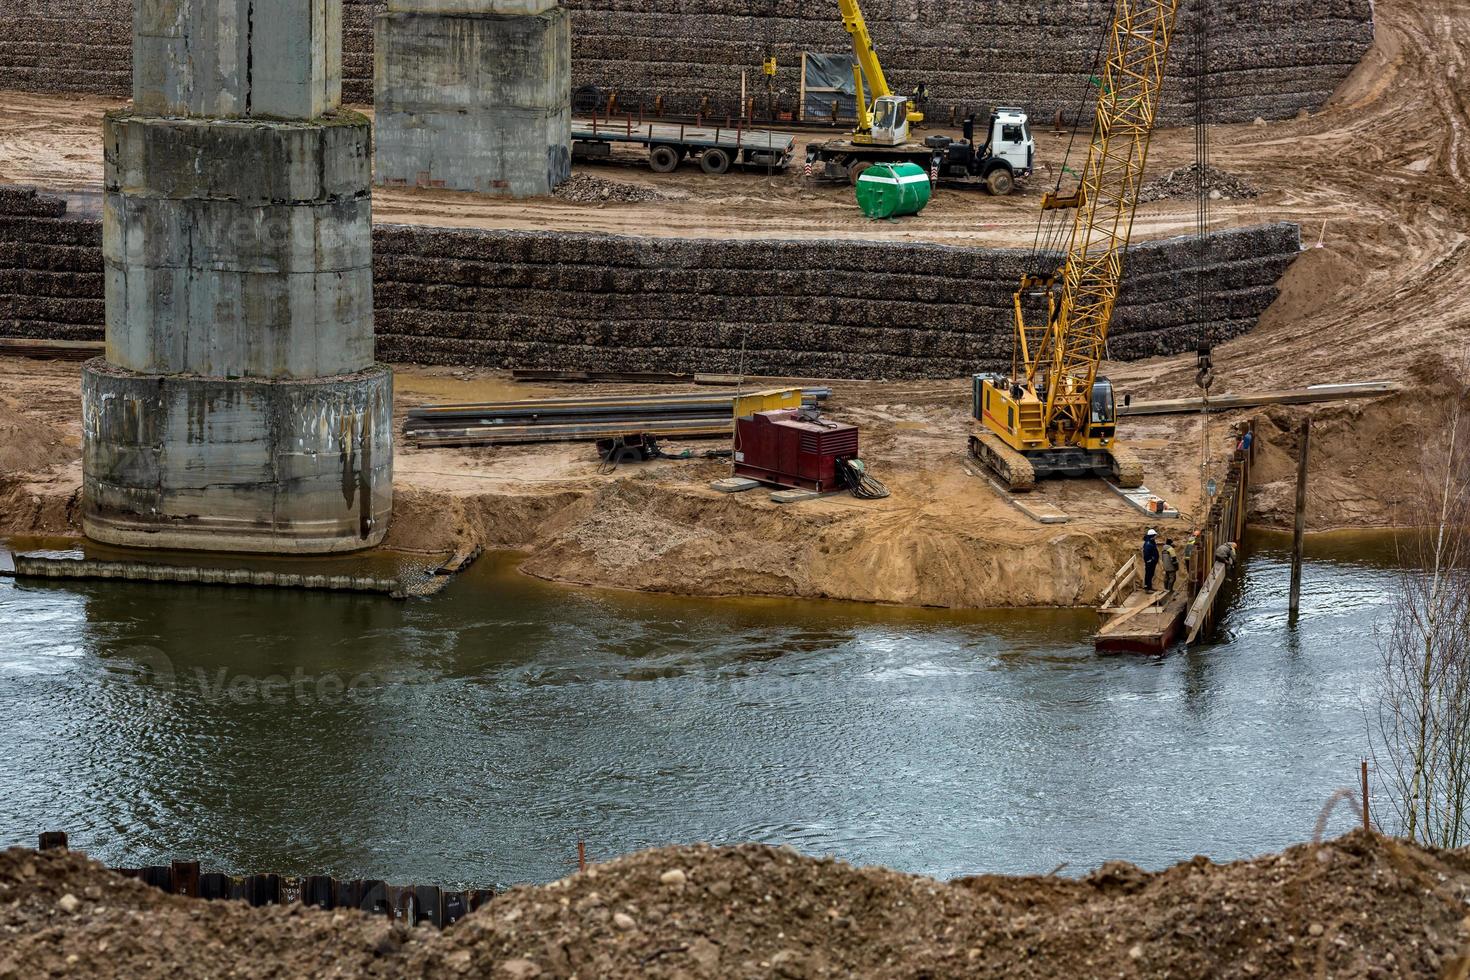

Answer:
[375,0,571,197]
[83,0,392,554]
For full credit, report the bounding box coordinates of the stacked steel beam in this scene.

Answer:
[404,389,830,447]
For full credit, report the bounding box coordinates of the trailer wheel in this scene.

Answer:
[700,148,732,175]
[985,168,1015,196]
[649,145,680,173]
[847,160,868,185]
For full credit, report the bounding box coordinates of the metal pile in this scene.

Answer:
[404,388,830,448]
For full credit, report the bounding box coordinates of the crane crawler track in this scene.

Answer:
[970,430,1037,493]
[1109,445,1145,490]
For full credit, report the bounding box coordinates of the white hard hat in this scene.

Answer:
[1145,528,1158,537]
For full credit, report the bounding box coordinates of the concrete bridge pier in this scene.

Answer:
[83,0,393,554]
[374,0,572,197]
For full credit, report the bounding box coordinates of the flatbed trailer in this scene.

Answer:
[571,116,796,175]
[804,138,939,186]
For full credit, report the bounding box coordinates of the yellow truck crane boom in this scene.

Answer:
[838,0,923,144]
[971,0,1181,491]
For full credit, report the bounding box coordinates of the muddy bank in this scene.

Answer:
[0,353,1429,611]
[3,832,1467,979]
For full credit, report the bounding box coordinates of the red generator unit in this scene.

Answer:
[734,409,860,492]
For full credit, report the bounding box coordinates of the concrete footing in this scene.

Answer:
[82,362,393,554]
[374,3,571,197]
[84,0,393,554]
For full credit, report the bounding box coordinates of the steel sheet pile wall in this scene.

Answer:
[0,0,1372,125]
[0,188,102,343]
[371,222,1301,379]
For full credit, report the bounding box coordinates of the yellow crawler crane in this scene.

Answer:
[971,0,1180,492]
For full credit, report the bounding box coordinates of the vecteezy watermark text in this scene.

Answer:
[112,645,436,707]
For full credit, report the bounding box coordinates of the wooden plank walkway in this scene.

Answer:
[1096,587,1190,655]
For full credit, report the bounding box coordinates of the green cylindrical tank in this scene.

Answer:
[854,162,932,219]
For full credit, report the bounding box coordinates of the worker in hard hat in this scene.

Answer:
[1142,528,1161,592]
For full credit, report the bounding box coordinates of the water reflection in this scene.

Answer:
[0,532,1397,886]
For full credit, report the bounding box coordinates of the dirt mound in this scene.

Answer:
[410,833,1470,979]
[551,174,666,204]
[1139,163,1260,202]
[3,834,1468,978]
[0,847,418,979]
[0,391,71,481]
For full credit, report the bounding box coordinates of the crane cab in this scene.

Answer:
[864,95,910,147]
[976,375,1117,454]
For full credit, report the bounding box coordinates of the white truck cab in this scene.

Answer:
[989,107,1034,177]
[926,106,1036,195]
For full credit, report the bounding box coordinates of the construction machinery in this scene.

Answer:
[837,0,922,143]
[971,0,1181,491]
[923,108,1034,196]
[804,0,1032,192]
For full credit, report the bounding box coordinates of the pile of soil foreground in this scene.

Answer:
[0,848,423,979]
[1139,163,1260,203]
[552,174,665,204]
[5,833,1470,979]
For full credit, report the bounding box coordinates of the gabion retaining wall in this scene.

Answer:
[0,187,104,343]
[0,0,1373,125]
[1,186,1300,380]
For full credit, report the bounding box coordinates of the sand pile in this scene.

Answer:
[4,834,1468,979]
[0,392,70,481]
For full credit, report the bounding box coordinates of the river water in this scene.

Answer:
[0,532,1398,888]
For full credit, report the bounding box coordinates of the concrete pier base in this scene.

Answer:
[375,2,571,197]
[84,0,392,554]
[82,363,393,554]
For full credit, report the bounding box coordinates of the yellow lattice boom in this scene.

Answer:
[1023,0,1180,440]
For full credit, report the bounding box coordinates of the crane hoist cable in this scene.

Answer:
[1024,2,1117,282]
[1193,0,1215,487]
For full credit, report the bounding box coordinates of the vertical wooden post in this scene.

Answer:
[798,52,809,122]
[1289,418,1311,619]
[578,841,587,873]
[1361,759,1371,832]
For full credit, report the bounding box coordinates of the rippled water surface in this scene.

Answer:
[0,532,1399,887]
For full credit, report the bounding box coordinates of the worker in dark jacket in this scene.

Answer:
[1162,538,1180,592]
[1142,528,1161,591]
